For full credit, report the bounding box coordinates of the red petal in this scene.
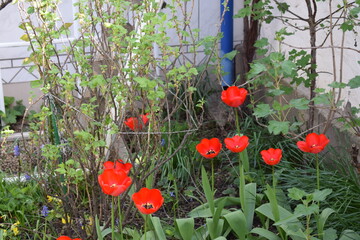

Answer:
[305,133,320,147]
[297,141,311,153]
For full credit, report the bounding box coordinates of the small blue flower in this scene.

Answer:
[161,139,166,146]
[24,174,31,181]
[41,205,49,217]
[14,145,20,157]
[169,191,175,197]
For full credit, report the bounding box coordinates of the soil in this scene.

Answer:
[0,134,37,174]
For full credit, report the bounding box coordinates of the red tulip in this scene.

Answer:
[103,159,132,175]
[132,188,164,214]
[221,86,248,107]
[56,237,81,240]
[98,169,132,196]
[124,117,142,131]
[260,148,282,166]
[196,138,222,159]
[124,114,150,131]
[141,113,150,125]
[297,133,330,154]
[224,135,249,153]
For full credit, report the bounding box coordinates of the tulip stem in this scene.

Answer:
[234,108,241,134]
[111,196,115,240]
[316,154,320,190]
[144,214,149,240]
[272,166,276,189]
[118,197,124,240]
[234,108,246,212]
[211,160,215,192]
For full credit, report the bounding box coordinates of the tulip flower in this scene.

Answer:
[196,138,222,159]
[221,86,248,107]
[297,133,330,154]
[98,169,132,196]
[132,188,164,214]
[224,135,249,153]
[260,148,282,166]
[56,237,81,240]
[141,113,150,125]
[103,159,132,175]
[124,117,142,131]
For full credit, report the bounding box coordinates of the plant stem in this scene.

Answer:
[234,108,241,135]
[272,166,275,189]
[316,154,320,190]
[144,214,149,240]
[111,197,115,240]
[234,108,246,211]
[118,197,123,240]
[239,159,246,211]
[211,160,215,192]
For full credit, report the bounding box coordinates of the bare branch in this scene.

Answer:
[0,0,12,11]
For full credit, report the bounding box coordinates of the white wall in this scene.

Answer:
[0,1,244,108]
[261,1,360,108]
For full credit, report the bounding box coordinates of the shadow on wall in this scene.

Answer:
[3,82,43,112]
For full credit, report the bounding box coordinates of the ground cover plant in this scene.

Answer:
[0,0,360,239]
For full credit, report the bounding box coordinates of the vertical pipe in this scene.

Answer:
[0,69,5,126]
[220,0,234,88]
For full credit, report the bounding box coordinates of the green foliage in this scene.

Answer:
[0,97,26,126]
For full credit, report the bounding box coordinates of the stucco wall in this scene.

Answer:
[260,1,360,109]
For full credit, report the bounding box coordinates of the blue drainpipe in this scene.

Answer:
[220,0,234,88]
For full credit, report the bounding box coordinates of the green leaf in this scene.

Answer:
[224,210,247,240]
[30,80,44,88]
[289,122,303,132]
[201,166,215,215]
[175,218,194,240]
[268,89,285,97]
[340,21,354,32]
[20,34,30,42]
[254,38,269,48]
[323,228,337,240]
[27,6,34,14]
[312,189,332,202]
[223,50,238,60]
[272,100,290,111]
[140,231,156,240]
[234,7,251,18]
[294,204,319,216]
[339,230,360,240]
[4,96,14,106]
[150,216,166,240]
[250,228,281,240]
[244,183,257,231]
[289,98,310,110]
[328,82,347,88]
[95,215,104,240]
[318,208,335,238]
[253,104,274,118]
[348,76,360,89]
[250,62,267,75]
[63,23,73,29]
[206,218,224,239]
[256,203,302,227]
[281,60,296,75]
[276,2,289,13]
[268,120,290,135]
[313,94,330,105]
[288,187,307,201]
